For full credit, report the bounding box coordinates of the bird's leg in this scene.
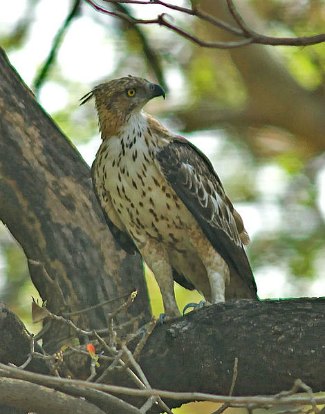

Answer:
[207,271,226,303]
[149,259,180,317]
[140,242,180,318]
[207,257,229,303]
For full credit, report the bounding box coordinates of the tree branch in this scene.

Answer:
[226,0,325,46]
[1,299,324,412]
[0,377,106,414]
[83,0,325,48]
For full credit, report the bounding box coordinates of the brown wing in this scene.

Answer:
[156,137,257,299]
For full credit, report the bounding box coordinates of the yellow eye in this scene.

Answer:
[127,88,136,97]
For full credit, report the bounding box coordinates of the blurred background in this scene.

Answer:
[0,1,324,412]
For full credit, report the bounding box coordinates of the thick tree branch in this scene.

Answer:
[138,298,325,401]
[1,299,324,412]
[0,48,150,355]
[0,377,106,414]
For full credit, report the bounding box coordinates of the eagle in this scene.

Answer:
[81,75,257,317]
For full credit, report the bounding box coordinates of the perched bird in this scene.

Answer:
[81,75,257,317]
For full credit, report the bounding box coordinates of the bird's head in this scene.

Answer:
[81,75,165,137]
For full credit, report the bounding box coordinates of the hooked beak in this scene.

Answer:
[148,82,166,100]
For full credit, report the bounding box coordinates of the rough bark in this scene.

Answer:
[140,298,325,400]
[0,47,151,354]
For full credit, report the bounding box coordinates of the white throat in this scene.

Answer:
[119,111,148,144]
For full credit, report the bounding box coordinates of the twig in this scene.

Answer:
[229,357,238,396]
[93,332,145,389]
[275,379,320,414]
[108,290,138,321]
[18,335,35,370]
[32,290,137,338]
[132,318,157,361]
[92,331,170,413]
[63,292,133,317]
[226,0,325,47]
[139,397,157,413]
[87,360,97,381]
[41,307,93,336]
[16,331,56,373]
[226,0,252,36]
[212,357,238,414]
[122,344,172,414]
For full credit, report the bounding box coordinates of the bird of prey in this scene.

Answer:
[81,75,257,317]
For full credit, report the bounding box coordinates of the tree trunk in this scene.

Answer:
[0,48,151,354]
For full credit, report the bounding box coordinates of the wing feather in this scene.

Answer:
[156,138,257,298]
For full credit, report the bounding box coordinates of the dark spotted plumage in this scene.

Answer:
[83,75,257,317]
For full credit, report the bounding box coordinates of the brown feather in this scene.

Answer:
[156,138,257,298]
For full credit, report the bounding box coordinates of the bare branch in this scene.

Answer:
[84,0,253,49]
[1,363,324,410]
[83,0,325,48]
[63,291,133,317]
[32,290,138,337]
[109,0,244,36]
[226,0,325,46]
